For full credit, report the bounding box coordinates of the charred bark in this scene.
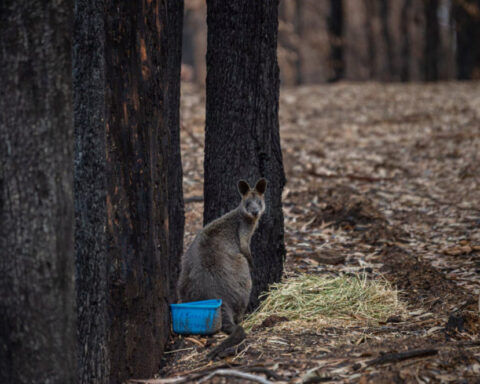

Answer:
[165,0,185,304]
[328,0,344,82]
[74,0,184,383]
[364,0,377,79]
[400,0,412,81]
[0,1,76,383]
[424,0,440,81]
[294,0,304,85]
[453,0,480,79]
[380,0,394,79]
[204,0,286,310]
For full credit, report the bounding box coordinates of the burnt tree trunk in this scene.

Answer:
[364,0,377,79]
[204,0,286,310]
[294,0,304,85]
[453,0,480,79]
[165,0,186,304]
[74,0,184,383]
[0,1,76,383]
[380,0,394,79]
[328,0,344,82]
[400,0,412,81]
[424,0,440,81]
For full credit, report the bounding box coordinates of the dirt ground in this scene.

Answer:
[155,82,480,383]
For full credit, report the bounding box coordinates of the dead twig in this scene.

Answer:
[197,369,273,384]
[184,195,203,204]
[130,365,277,384]
[242,366,286,381]
[366,348,438,367]
[307,169,395,182]
[163,347,195,354]
[129,377,191,384]
[171,363,233,377]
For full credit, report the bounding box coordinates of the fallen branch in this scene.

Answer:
[129,366,274,384]
[184,195,203,204]
[366,348,438,366]
[129,377,190,384]
[163,347,194,354]
[307,169,395,182]
[243,366,286,381]
[197,369,273,384]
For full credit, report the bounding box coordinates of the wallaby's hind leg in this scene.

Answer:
[207,304,246,360]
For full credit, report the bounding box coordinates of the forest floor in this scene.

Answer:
[154,82,480,383]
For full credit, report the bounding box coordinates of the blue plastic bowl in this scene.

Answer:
[170,299,222,335]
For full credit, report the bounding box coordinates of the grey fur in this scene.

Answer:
[177,179,267,359]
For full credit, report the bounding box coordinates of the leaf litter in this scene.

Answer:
[155,82,480,383]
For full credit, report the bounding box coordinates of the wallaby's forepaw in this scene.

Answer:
[206,344,227,361]
[206,347,221,361]
[206,325,246,361]
[206,343,245,361]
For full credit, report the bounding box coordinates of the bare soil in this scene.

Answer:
[157,82,480,383]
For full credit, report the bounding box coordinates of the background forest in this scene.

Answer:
[183,0,480,84]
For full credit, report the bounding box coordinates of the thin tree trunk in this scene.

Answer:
[424,0,440,81]
[74,0,184,382]
[204,0,286,310]
[364,0,377,79]
[453,0,480,79]
[380,0,394,79]
[295,0,304,85]
[400,0,412,81]
[328,0,344,82]
[0,1,76,383]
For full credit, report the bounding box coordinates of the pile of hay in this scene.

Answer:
[243,273,406,330]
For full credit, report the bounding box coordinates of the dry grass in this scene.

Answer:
[243,273,407,331]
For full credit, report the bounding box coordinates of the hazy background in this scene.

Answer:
[181,0,480,85]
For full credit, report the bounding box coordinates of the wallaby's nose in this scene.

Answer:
[251,209,259,217]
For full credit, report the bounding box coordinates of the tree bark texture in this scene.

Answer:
[0,1,76,383]
[165,4,186,303]
[74,0,184,383]
[204,0,286,310]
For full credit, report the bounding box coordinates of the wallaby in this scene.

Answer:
[177,178,267,360]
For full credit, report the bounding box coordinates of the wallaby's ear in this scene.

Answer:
[237,180,250,196]
[254,178,267,195]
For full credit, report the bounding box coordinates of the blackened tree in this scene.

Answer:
[453,0,480,79]
[328,0,344,82]
[364,0,377,79]
[0,1,76,383]
[74,0,184,382]
[424,0,440,81]
[380,0,394,78]
[400,0,412,81]
[204,0,286,310]
[294,0,304,84]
